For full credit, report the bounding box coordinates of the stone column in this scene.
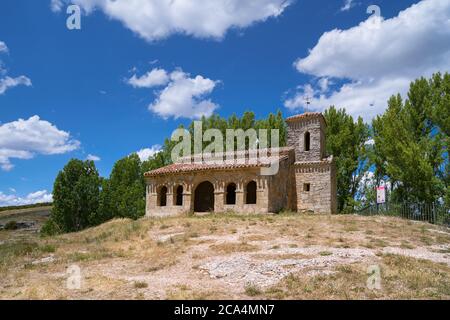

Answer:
[236,180,244,211]
[214,180,225,212]
[183,183,193,213]
[146,182,158,216]
[166,183,174,207]
[256,177,268,211]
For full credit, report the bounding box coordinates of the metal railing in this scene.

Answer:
[357,202,450,226]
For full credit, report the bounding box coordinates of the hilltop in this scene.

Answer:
[0,212,449,299]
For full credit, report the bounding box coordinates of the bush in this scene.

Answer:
[134,281,148,289]
[4,221,18,230]
[40,218,61,236]
[244,283,262,296]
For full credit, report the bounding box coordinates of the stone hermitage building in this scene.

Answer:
[144,112,337,216]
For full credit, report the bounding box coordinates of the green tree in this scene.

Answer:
[429,73,450,206]
[99,153,146,220]
[372,73,448,203]
[324,106,369,212]
[45,159,101,233]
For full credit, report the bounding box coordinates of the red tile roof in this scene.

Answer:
[144,155,288,177]
[285,112,325,123]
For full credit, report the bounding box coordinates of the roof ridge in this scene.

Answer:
[144,154,289,177]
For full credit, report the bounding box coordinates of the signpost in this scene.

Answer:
[376,186,386,204]
[376,185,386,213]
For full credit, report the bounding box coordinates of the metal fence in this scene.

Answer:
[357,202,450,226]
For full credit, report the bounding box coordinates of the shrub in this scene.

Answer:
[4,221,18,230]
[244,283,261,296]
[40,218,61,236]
[134,281,148,289]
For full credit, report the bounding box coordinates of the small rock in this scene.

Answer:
[155,232,185,242]
[32,255,55,265]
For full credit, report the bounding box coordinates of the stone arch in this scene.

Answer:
[174,185,183,206]
[304,131,311,151]
[194,181,215,212]
[225,183,237,205]
[158,186,167,207]
[245,180,257,205]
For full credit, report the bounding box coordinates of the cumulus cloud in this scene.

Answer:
[0,190,53,207]
[0,41,7,53]
[127,68,169,88]
[340,0,355,12]
[136,145,162,161]
[0,76,32,95]
[285,0,450,121]
[128,68,219,119]
[52,0,291,41]
[0,41,32,95]
[0,116,80,171]
[86,154,101,161]
[50,0,64,12]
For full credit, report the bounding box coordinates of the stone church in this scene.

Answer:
[144,112,337,216]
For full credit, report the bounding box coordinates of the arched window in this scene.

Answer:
[246,181,257,204]
[226,183,237,205]
[175,185,183,206]
[159,186,167,207]
[304,131,311,151]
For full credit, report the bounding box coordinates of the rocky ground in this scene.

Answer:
[0,213,449,299]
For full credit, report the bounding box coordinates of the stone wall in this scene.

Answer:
[287,116,326,162]
[267,150,296,213]
[145,168,273,217]
[293,160,336,214]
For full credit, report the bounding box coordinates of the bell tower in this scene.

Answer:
[286,112,327,162]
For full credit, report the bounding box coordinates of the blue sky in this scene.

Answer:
[1,0,448,205]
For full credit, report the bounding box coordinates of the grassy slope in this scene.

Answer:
[0,206,52,218]
[0,213,449,300]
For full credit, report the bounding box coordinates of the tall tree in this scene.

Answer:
[99,154,146,220]
[372,73,448,203]
[324,106,369,212]
[48,159,101,233]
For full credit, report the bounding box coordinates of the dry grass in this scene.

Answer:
[265,254,450,300]
[0,212,449,299]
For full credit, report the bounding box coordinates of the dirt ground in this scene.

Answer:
[0,212,449,300]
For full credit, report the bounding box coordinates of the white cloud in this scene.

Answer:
[128,68,219,119]
[50,0,64,12]
[285,0,450,121]
[0,190,53,207]
[127,68,169,88]
[0,41,7,53]
[53,0,291,41]
[86,154,101,161]
[340,0,355,12]
[0,116,80,171]
[0,40,32,95]
[0,76,32,95]
[136,145,162,161]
